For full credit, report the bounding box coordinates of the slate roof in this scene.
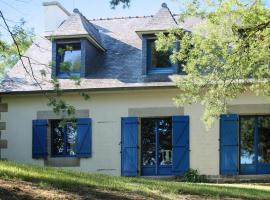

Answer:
[136,3,178,33]
[0,4,202,94]
[49,9,105,51]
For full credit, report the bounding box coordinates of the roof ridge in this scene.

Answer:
[73,9,100,34]
[167,8,178,25]
[149,4,178,25]
[88,13,180,22]
[90,15,154,21]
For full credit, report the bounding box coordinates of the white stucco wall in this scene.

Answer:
[1,89,270,176]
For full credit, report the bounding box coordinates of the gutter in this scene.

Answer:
[0,85,177,96]
[46,34,106,52]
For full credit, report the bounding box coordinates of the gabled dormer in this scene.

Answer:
[46,6,105,78]
[136,3,180,75]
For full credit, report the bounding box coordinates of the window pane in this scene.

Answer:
[51,120,77,157]
[158,118,172,166]
[240,117,255,164]
[58,43,81,74]
[258,116,270,164]
[141,119,156,166]
[66,123,77,156]
[51,121,65,156]
[149,40,172,69]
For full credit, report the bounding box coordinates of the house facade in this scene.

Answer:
[0,1,270,178]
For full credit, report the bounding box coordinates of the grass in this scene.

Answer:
[0,161,270,199]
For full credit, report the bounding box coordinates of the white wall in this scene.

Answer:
[1,89,270,175]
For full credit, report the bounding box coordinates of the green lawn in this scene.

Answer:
[0,161,269,199]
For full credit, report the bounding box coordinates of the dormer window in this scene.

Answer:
[56,42,81,77]
[140,36,179,75]
[135,3,179,76]
[147,39,174,74]
[49,8,105,79]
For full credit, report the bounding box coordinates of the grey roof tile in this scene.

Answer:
[0,5,202,94]
[136,3,178,32]
[50,9,104,50]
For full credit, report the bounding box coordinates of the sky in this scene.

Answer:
[1,0,270,39]
[0,0,183,36]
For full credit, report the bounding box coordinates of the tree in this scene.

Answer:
[156,0,270,128]
[0,19,33,79]
[110,0,131,8]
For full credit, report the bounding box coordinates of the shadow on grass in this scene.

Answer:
[1,161,270,200]
[0,171,169,200]
[0,187,35,200]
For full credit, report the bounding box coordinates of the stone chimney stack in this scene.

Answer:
[42,1,70,34]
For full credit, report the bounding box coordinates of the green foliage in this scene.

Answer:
[59,61,72,72]
[47,77,78,126]
[156,0,270,129]
[0,19,34,79]
[110,0,131,8]
[182,169,208,183]
[1,160,270,199]
[80,92,90,100]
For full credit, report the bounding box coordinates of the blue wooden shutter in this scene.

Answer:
[32,119,47,158]
[76,118,92,158]
[172,116,189,176]
[220,114,239,175]
[121,117,138,177]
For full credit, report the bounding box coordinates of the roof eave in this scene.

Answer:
[46,34,106,52]
[135,29,170,37]
[0,85,176,95]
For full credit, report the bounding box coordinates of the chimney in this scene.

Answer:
[42,1,71,34]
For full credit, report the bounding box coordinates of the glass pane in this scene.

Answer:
[240,117,255,164]
[66,123,77,156]
[258,116,270,164]
[141,119,156,166]
[150,40,172,68]
[58,43,81,74]
[158,118,172,165]
[51,121,65,156]
[63,50,81,72]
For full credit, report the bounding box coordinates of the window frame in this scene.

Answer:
[56,41,82,78]
[239,115,270,175]
[140,117,173,176]
[50,120,77,158]
[146,38,175,75]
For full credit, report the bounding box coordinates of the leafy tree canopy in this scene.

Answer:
[156,0,270,129]
[110,0,131,8]
[0,19,33,79]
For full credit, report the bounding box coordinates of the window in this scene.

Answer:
[56,43,81,77]
[240,116,255,164]
[258,116,270,164]
[239,115,270,174]
[147,39,174,74]
[141,117,172,176]
[121,116,189,176]
[51,120,77,157]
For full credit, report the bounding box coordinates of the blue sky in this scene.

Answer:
[0,0,182,35]
[1,0,270,38]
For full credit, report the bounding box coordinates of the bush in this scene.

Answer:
[181,169,207,183]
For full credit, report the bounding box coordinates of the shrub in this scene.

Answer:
[181,169,207,183]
